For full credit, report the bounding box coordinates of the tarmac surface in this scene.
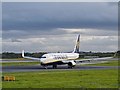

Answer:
[1,58,119,72]
[2,64,119,73]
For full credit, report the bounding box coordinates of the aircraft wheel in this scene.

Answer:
[43,66,47,69]
[53,64,57,69]
[68,65,73,69]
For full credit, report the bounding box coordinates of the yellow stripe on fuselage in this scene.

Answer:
[43,59,67,64]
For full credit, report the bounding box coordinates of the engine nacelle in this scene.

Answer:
[68,60,76,67]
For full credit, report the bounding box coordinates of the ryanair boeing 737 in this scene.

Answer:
[22,35,115,69]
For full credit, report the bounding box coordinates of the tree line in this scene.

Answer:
[1,51,119,59]
[1,52,46,59]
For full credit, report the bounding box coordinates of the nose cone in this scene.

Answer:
[40,58,44,63]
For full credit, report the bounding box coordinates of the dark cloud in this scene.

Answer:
[11,39,22,42]
[2,2,118,52]
[2,2,117,31]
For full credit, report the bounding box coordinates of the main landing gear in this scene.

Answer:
[42,64,57,69]
[68,65,73,69]
[53,64,57,69]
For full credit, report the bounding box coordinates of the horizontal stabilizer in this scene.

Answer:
[73,34,80,53]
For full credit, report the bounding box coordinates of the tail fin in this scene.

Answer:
[22,50,25,57]
[113,51,117,58]
[72,34,80,53]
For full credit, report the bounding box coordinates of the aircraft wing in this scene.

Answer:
[22,50,40,61]
[61,57,114,64]
[75,57,114,63]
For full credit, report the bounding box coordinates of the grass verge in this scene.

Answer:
[2,69,118,88]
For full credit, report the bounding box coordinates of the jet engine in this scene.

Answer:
[68,60,76,68]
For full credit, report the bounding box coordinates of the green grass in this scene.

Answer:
[2,62,39,66]
[2,69,118,88]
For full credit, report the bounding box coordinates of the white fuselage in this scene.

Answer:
[40,53,79,65]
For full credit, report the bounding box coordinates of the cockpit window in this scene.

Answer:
[41,56,46,58]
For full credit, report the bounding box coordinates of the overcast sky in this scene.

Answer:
[2,2,118,53]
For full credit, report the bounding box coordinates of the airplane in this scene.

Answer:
[22,34,116,69]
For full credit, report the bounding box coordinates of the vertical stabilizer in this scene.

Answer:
[22,50,24,57]
[72,34,80,53]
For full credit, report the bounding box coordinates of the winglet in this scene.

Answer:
[22,50,24,57]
